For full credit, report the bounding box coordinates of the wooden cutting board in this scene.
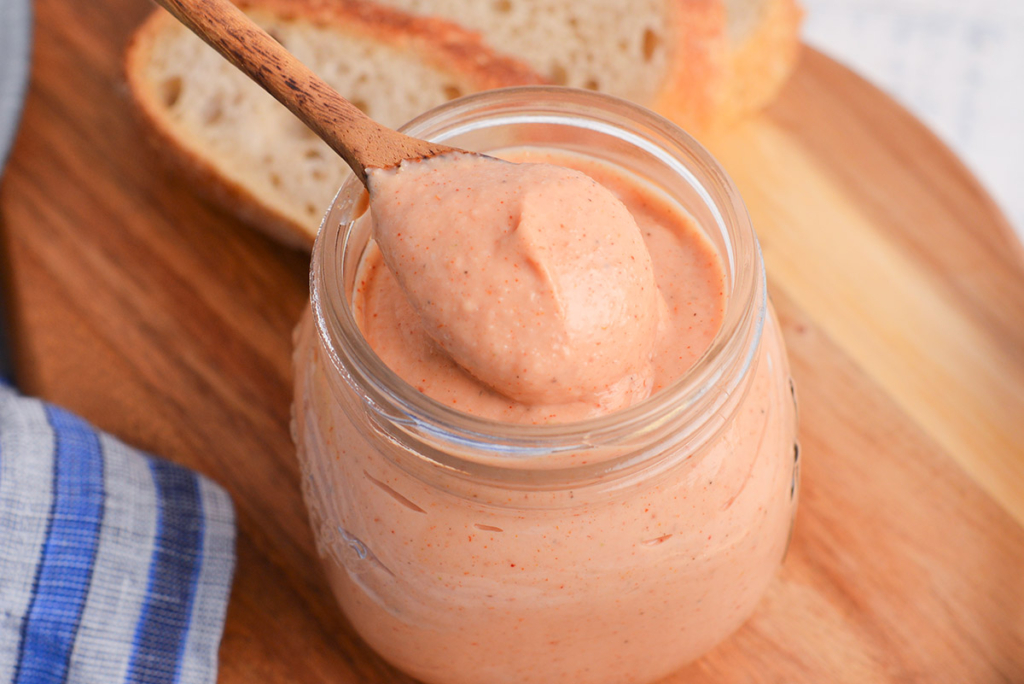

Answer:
[2,0,1023,681]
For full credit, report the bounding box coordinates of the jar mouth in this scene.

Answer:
[311,87,765,470]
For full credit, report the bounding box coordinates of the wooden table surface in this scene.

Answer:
[2,0,1023,681]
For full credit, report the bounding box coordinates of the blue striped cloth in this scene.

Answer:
[0,385,236,684]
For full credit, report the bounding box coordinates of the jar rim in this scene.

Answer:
[310,86,765,472]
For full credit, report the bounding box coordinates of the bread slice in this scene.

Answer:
[373,0,801,129]
[125,0,545,249]
[373,0,730,130]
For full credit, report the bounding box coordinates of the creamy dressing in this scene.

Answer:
[359,149,725,422]
[292,147,796,684]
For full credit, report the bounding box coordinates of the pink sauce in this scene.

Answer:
[359,149,725,422]
[365,152,662,411]
[293,148,797,684]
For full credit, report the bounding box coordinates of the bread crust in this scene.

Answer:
[124,0,545,251]
[651,0,730,134]
[720,0,804,124]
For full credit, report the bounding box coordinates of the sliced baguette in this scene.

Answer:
[125,0,545,249]
[373,0,801,128]
[374,0,731,130]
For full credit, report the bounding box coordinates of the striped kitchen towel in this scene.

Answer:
[0,384,236,684]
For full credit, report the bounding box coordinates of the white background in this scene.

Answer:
[801,0,1024,243]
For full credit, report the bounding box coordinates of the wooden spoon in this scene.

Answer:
[152,0,462,185]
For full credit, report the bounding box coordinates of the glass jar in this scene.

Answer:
[293,87,798,684]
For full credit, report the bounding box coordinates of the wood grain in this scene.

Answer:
[1,0,1022,681]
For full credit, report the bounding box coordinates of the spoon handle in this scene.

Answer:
[152,0,455,184]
